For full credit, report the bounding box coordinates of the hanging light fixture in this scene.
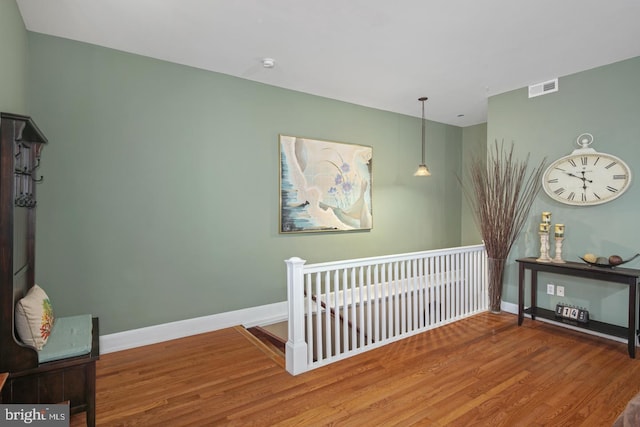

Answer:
[414,96,431,177]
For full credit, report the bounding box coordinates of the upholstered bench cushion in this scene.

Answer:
[38,314,93,363]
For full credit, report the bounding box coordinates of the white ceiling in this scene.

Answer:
[16,0,640,127]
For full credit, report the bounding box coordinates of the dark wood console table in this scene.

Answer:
[517,257,640,358]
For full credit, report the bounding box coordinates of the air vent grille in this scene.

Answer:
[528,78,558,98]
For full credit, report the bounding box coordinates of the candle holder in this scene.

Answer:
[536,232,552,262]
[552,236,566,263]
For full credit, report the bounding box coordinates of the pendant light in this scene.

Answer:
[414,96,431,177]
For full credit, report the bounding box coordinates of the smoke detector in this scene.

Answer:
[262,58,275,68]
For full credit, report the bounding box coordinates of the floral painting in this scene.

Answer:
[280,135,372,233]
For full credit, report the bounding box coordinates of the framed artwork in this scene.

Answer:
[279,135,372,233]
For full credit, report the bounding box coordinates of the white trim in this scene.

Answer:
[98,298,634,355]
[500,301,518,314]
[99,301,287,354]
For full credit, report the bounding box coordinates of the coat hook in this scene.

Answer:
[30,158,41,172]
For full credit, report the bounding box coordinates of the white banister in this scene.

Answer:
[284,257,307,375]
[285,243,488,375]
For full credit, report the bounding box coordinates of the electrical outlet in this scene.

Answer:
[557,286,565,297]
[547,283,555,295]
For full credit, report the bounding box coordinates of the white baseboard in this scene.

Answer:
[501,301,517,314]
[99,301,287,354]
[99,299,633,354]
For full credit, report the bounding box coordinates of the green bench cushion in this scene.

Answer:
[38,314,93,363]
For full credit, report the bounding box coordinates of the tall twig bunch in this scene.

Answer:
[461,141,546,260]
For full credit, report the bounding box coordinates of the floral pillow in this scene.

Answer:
[15,284,55,350]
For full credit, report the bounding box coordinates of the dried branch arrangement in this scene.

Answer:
[462,141,546,259]
[460,141,546,311]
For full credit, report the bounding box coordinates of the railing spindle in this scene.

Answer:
[365,266,372,345]
[314,272,323,361]
[373,264,380,342]
[305,273,313,364]
[381,263,388,341]
[333,270,340,356]
[402,261,408,334]
[341,269,348,353]
[350,268,357,349]
[358,267,365,347]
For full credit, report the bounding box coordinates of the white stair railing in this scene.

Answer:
[285,243,487,375]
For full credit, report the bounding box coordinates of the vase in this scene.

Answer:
[487,258,506,313]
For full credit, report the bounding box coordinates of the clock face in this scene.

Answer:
[542,152,632,206]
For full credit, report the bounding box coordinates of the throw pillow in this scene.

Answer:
[15,284,55,350]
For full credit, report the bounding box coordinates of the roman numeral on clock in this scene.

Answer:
[581,156,588,165]
[607,186,618,192]
[554,188,565,195]
[613,174,627,179]
[547,178,558,183]
[568,159,577,167]
[605,161,617,169]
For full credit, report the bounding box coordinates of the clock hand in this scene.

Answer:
[565,171,594,183]
[565,171,593,184]
[580,171,593,184]
[582,172,591,191]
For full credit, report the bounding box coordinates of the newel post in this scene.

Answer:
[285,257,308,375]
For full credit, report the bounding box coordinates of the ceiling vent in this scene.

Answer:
[528,78,558,98]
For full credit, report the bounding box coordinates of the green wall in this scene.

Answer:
[488,56,640,326]
[0,0,27,114]
[26,33,465,334]
[460,123,487,245]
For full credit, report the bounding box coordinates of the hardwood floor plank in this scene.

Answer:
[70,312,640,426]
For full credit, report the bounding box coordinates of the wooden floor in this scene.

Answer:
[70,312,640,426]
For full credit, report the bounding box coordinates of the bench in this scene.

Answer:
[2,314,99,427]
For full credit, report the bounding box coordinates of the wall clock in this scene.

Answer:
[542,133,632,206]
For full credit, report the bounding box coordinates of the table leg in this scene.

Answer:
[518,262,525,326]
[629,280,637,358]
[531,270,538,320]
